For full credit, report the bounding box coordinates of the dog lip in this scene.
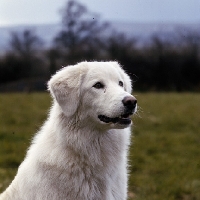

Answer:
[98,113,132,125]
[118,118,131,125]
[121,113,132,118]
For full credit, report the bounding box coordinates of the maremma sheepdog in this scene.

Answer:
[0,61,137,200]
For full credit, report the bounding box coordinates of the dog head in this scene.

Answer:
[48,61,137,129]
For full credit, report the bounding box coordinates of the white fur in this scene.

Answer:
[0,61,136,200]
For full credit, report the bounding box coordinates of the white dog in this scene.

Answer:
[0,61,137,200]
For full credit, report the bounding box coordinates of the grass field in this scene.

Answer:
[0,93,200,199]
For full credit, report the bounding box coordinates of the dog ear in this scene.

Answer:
[48,63,87,117]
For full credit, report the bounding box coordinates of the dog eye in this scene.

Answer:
[119,81,123,87]
[93,82,104,89]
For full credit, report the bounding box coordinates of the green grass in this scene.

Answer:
[0,93,200,200]
[0,93,51,191]
[129,93,200,200]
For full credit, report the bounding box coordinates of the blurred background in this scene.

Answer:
[0,0,200,91]
[0,1,200,199]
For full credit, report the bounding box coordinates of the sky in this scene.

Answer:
[0,0,200,26]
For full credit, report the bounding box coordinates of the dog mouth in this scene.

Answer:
[98,113,132,125]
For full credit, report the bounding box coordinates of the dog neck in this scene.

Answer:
[38,102,130,168]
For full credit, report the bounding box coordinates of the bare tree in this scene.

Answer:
[9,29,43,77]
[10,29,42,58]
[54,0,109,64]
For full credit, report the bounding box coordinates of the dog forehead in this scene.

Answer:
[86,62,123,81]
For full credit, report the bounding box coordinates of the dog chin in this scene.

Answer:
[110,121,132,129]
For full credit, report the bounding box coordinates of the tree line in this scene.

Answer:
[0,0,200,91]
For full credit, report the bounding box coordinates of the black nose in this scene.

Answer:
[122,96,137,111]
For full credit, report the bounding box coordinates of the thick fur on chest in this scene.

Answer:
[2,124,129,200]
